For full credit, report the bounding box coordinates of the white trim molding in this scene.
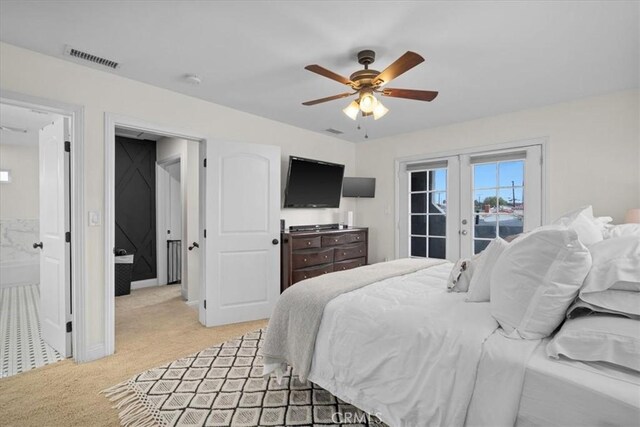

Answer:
[104,113,206,357]
[0,90,88,362]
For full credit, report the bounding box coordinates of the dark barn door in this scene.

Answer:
[115,136,157,282]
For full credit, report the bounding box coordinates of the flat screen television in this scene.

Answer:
[342,177,376,198]
[283,156,345,208]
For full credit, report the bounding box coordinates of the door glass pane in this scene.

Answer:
[411,193,426,213]
[498,187,523,212]
[430,169,447,191]
[428,238,446,259]
[474,163,496,189]
[474,214,497,238]
[474,189,497,213]
[411,171,427,191]
[411,215,426,235]
[410,169,447,258]
[428,191,447,213]
[428,215,446,237]
[498,217,523,239]
[474,239,491,254]
[499,161,524,187]
[411,236,426,257]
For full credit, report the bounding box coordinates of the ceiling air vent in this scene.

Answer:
[64,45,119,69]
[325,128,343,135]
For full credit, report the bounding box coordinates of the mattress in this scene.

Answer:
[516,341,640,426]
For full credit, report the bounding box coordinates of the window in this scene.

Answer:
[409,168,447,258]
[472,159,525,254]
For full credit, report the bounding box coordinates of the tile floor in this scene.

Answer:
[0,284,63,378]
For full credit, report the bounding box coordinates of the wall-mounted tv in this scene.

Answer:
[342,177,376,198]
[283,156,345,208]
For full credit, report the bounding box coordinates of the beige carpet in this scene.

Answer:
[0,285,268,427]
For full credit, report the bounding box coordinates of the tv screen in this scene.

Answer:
[284,157,345,208]
[342,177,376,198]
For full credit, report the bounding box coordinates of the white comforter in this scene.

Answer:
[307,262,536,427]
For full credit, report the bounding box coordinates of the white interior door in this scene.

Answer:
[38,118,70,357]
[202,140,280,326]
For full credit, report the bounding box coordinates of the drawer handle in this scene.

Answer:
[323,271,328,274]
[359,250,363,253]
[356,237,360,240]
[303,258,307,262]
[324,255,328,258]
[335,239,338,242]
[342,267,346,270]
[304,275,308,279]
[307,242,311,245]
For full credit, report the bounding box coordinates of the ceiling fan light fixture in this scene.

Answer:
[373,101,389,120]
[359,90,377,114]
[343,100,360,120]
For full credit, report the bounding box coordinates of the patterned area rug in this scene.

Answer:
[103,329,387,426]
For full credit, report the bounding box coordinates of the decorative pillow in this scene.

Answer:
[447,257,476,292]
[552,206,604,246]
[578,236,640,317]
[547,315,640,372]
[490,228,592,339]
[466,238,508,302]
[603,223,640,239]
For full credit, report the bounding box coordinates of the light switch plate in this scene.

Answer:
[88,211,101,226]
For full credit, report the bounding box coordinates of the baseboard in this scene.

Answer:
[131,278,159,290]
[79,343,106,363]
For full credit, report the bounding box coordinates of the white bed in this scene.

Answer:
[302,262,640,426]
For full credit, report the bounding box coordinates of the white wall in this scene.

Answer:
[0,42,356,352]
[0,140,40,287]
[356,90,640,263]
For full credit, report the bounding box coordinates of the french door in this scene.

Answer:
[399,144,543,260]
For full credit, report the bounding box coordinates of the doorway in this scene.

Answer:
[0,102,72,377]
[397,139,546,260]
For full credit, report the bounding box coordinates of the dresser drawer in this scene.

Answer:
[291,248,335,269]
[344,232,366,243]
[334,243,366,262]
[321,234,348,247]
[292,264,334,284]
[334,257,366,272]
[291,236,321,250]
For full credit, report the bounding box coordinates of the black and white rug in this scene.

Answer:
[104,329,387,426]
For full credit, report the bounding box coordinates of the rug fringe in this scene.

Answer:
[101,380,160,427]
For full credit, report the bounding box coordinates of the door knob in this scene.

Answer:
[188,242,199,250]
[33,242,43,249]
[460,230,468,235]
[272,239,279,245]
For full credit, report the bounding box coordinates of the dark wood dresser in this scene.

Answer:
[281,227,368,292]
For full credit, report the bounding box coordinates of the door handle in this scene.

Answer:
[460,230,468,235]
[272,239,279,245]
[33,242,43,249]
[188,242,199,251]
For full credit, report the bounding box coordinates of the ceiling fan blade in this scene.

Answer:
[302,92,354,106]
[373,51,425,86]
[381,88,439,102]
[304,64,353,86]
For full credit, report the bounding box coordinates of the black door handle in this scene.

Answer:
[33,242,43,249]
[272,239,279,245]
[188,242,200,251]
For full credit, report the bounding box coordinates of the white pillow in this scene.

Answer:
[603,223,640,239]
[490,228,592,339]
[578,236,640,316]
[447,257,476,292]
[552,206,604,246]
[466,238,508,302]
[547,315,640,372]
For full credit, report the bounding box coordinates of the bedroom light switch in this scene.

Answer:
[88,211,101,226]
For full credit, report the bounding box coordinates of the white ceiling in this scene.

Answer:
[0,104,61,146]
[0,1,638,143]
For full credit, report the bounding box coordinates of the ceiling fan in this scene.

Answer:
[302,49,438,120]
